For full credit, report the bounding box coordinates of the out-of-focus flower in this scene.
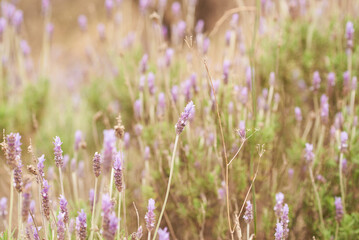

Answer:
[158,227,170,240]
[340,131,348,152]
[134,99,142,120]
[148,72,156,95]
[42,179,50,220]
[304,143,314,164]
[274,192,284,218]
[335,197,344,222]
[93,152,102,178]
[113,151,123,192]
[97,23,106,41]
[312,71,321,91]
[320,94,329,124]
[145,198,156,232]
[57,212,66,240]
[327,72,336,88]
[171,2,181,19]
[14,157,23,193]
[281,204,289,239]
[78,15,87,31]
[195,19,204,34]
[0,197,8,217]
[238,121,246,140]
[59,195,69,224]
[294,107,302,122]
[103,130,116,174]
[243,201,253,224]
[274,222,284,240]
[74,130,83,152]
[175,101,195,135]
[53,136,63,168]
[76,209,87,240]
[124,132,130,149]
[139,54,148,74]
[223,60,231,84]
[345,21,354,54]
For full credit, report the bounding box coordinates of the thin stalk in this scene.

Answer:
[8,171,14,239]
[17,192,22,238]
[109,168,114,198]
[309,166,325,231]
[148,231,151,240]
[246,224,249,240]
[117,191,122,238]
[335,221,339,240]
[339,153,346,213]
[152,135,179,240]
[89,177,99,240]
[59,168,65,196]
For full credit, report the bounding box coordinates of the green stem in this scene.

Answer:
[339,153,346,213]
[18,192,22,239]
[334,221,339,240]
[8,171,14,239]
[152,135,179,240]
[89,177,98,240]
[309,166,325,231]
[117,191,122,238]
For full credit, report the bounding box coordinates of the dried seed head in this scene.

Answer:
[114,114,125,139]
[14,156,23,193]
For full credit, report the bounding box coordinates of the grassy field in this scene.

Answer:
[0,0,359,239]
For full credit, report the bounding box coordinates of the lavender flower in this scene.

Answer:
[343,71,350,94]
[157,92,166,117]
[46,22,54,39]
[76,209,87,240]
[105,0,114,17]
[132,226,143,239]
[57,212,66,240]
[6,133,21,169]
[340,131,348,152]
[91,152,102,178]
[238,121,246,140]
[274,222,284,240]
[97,23,106,41]
[139,54,148,74]
[134,99,143,120]
[59,195,69,224]
[158,227,170,240]
[22,189,31,222]
[294,107,302,122]
[0,197,7,217]
[304,143,314,164]
[13,157,23,193]
[312,71,321,91]
[103,130,116,174]
[78,161,85,178]
[74,130,83,152]
[269,72,275,86]
[246,67,252,90]
[124,132,130,149]
[144,146,150,160]
[145,198,156,232]
[148,72,156,95]
[239,86,248,105]
[37,154,45,178]
[103,212,118,240]
[274,192,284,218]
[335,197,344,222]
[345,21,354,53]
[352,76,357,91]
[171,2,181,19]
[327,72,336,88]
[78,15,87,31]
[202,37,210,54]
[42,179,50,220]
[243,201,253,224]
[12,9,23,32]
[165,48,174,67]
[223,60,230,84]
[320,94,329,124]
[89,189,95,212]
[171,85,179,103]
[175,101,195,135]
[134,124,143,136]
[53,136,64,168]
[281,204,289,239]
[69,218,75,234]
[113,151,123,192]
[20,40,31,57]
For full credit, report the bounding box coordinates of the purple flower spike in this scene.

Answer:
[327,72,336,88]
[158,227,170,240]
[171,85,179,103]
[53,136,64,168]
[145,198,156,232]
[20,40,31,57]
[93,152,102,178]
[238,120,246,140]
[139,54,148,74]
[171,2,181,19]
[195,19,204,34]
[304,143,314,164]
[165,48,174,67]
[103,212,118,240]
[269,72,275,86]
[335,197,344,222]
[105,0,114,17]
[223,60,231,84]
[274,192,284,218]
[113,151,123,192]
[352,76,357,91]
[281,204,289,239]
[340,131,348,152]
[134,99,143,120]
[46,22,54,39]
[274,222,284,240]
[59,195,69,224]
[148,72,156,95]
[37,155,45,178]
[175,101,195,135]
[202,37,210,54]
[246,67,252,90]
[124,132,130,149]
[0,197,8,217]
[97,23,106,41]
[78,15,87,31]
[343,71,350,93]
[103,129,116,174]
[42,179,50,220]
[294,107,302,122]
[57,212,66,240]
[14,157,23,193]
[12,9,23,32]
[6,133,21,169]
[346,21,354,53]
[157,92,166,117]
[243,201,253,224]
[74,130,83,152]
[320,94,329,124]
[76,209,87,240]
[312,71,321,91]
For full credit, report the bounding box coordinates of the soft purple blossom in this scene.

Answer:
[274,222,284,240]
[74,130,83,152]
[335,197,344,222]
[145,198,156,232]
[352,76,357,91]
[14,158,23,193]
[346,21,354,53]
[202,37,210,54]
[57,213,66,240]
[37,154,45,177]
[223,60,231,84]
[102,129,116,174]
[281,204,289,239]
[171,2,181,19]
[113,151,123,192]
[76,209,87,240]
[343,71,350,93]
[195,19,204,34]
[53,136,63,168]
[304,143,314,164]
[171,85,179,103]
[0,197,7,217]
[175,101,195,135]
[148,72,156,95]
[20,40,31,57]
[243,201,253,224]
[93,152,102,178]
[42,179,50,220]
[246,67,252,90]
[165,48,174,67]
[97,23,106,41]
[124,132,130,149]
[78,15,87,31]
[294,107,302,122]
[269,72,275,86]
[327,72,336,88]
[139,54,148,74]
[12,9,23,32]
[105,0,114,17]
[59,195,69,224]
[134,99,142,120]
[312,71,321,91]
[158,227,170,240]
[340,131,348,152]
[238,121,246,140]
[274,192,284,218]
[320,94,329,124]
